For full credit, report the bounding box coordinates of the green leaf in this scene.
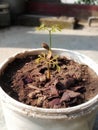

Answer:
[56,65,61,72]
[52,55,59,60]
[41,52,46,58]
[35,58,40,63]
[36,24,46,31]
[56,26,62,32]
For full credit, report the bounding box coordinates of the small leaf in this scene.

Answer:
[51,25,61,32]
[36,24,46,31]
[51,26,57,32]
[41,52,46,58]
[56,25,62,32]
[42,43,50,50]
[56,65,61,72]
[52,55,59,60]
[38,55,42,58]
[52,63,55,68]
[35,58,40,63]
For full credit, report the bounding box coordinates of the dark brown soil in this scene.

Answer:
[0,54,98,109]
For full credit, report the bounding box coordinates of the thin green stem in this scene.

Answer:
[49,30,52,50]
[47,62,51,79]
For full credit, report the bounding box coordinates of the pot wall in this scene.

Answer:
[1,102,96,130]
[0,49,98,130]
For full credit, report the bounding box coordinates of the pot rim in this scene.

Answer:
[0,48,98,119]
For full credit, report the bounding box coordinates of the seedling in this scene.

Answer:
[36,24,61,79]
[36,24,61,49]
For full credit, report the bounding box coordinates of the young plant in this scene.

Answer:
[36,24,61,79]
[36,24,61,49]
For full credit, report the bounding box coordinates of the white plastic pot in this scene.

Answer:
[0,48,98,130]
